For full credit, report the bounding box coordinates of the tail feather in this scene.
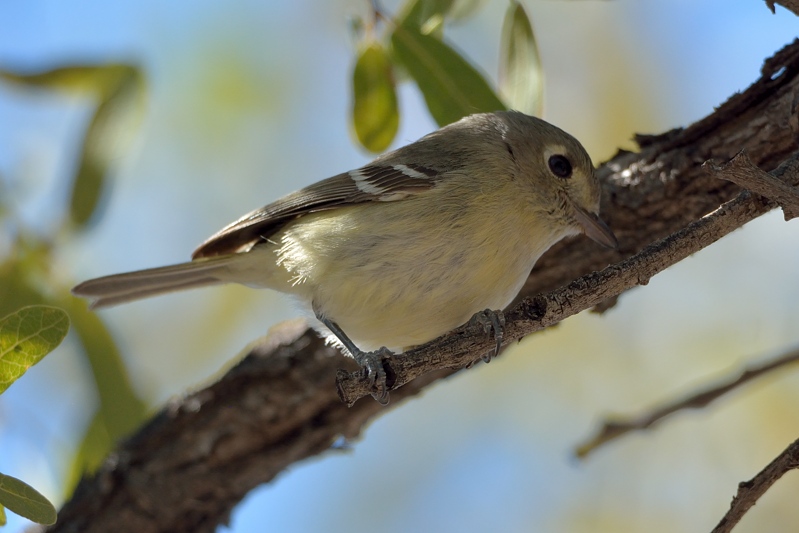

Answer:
[72,256,238,309]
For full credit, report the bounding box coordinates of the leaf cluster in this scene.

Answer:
[350,0,542,152]
[0,63,150,526]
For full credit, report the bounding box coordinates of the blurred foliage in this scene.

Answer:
[349,0,540,152]
[499,1,543,117]
[0,306,67,526]
[352,41,399,152]
[0,62,148,500]
[0,64,145,227]
[59,297,148,492]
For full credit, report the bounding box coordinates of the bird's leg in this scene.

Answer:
[317,314,393,405]
[469,309,505,363]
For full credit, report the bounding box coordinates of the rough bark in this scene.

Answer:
[49,38,799,533]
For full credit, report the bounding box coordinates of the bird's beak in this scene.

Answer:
[565,196,618,250]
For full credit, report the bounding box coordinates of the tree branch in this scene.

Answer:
[574,345,799,459]
[711,437,799,533]
[337,152,799,404]
[50,320,458,533]
[704,151,799,220]
[51,39,799,533]
[766,0,799,16]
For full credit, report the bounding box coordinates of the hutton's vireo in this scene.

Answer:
[73,111,617,403]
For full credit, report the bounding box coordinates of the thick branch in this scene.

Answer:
[766,0,799,16]
[51,320,456,533]
[519,38,799,300]
[336,153,799,404]
[52,39,799,533]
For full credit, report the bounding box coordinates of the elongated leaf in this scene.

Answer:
[0,63,145,227]
[0,64,134,97]
[398,0,454,35]
[0,472,57,525]
[65,410,113,494]
[69,67,145,227]
[499,1,543,116]
[391,24,506,126]
[61,298,147,491]
[0,502,6,525]
[397,0,487,35]
[352,42,399,152]
[0,306,69,394]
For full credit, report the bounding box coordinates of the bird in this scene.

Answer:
[72,110,617,404]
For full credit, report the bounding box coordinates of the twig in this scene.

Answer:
[336,153,799,405]
[711,437,799,533]
[704,151,799,220]
[574,345,799,459]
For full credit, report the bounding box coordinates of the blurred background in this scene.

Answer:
[1,0,798,531]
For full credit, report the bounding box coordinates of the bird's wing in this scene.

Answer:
[192,163,442,258]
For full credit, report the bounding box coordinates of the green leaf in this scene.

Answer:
[391,24,506,126]
[352,42,399,153]
[0,306,69,394]
[0,503,6,526]
[396,0,487,34]
[69,67,145,227]
[398,0,454,35]
[499,1,543,116]
[0,64,137,98]
[0,472,57,525]
[0,63,146,227]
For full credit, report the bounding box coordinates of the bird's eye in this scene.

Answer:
[548,155,572,179]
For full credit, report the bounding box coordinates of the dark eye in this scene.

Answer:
[548,155,572,179]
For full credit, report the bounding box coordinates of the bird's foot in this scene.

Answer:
[469,309,505,363]
[352,346,394,405]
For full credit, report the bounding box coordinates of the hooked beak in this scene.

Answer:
[565,195,618,250]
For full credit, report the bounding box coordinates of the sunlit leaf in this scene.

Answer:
[0,472,57,525]
[398,0,454,36]
[0,306,69,394]
[391,25,506,126]
[396,0,486,34]
[499,1,543,116]
[0,503,6,526]
[0,257,147,492]
[352,42,399,153]
[0,64,135,98]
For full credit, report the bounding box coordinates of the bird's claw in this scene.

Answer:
[469,309,505,363]
[354,346,393,405]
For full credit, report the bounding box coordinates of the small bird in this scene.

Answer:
[73,111,617,404]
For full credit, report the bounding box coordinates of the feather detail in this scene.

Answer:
[192,164,441,258]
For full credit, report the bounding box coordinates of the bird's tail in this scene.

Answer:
[72,255,242,309]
